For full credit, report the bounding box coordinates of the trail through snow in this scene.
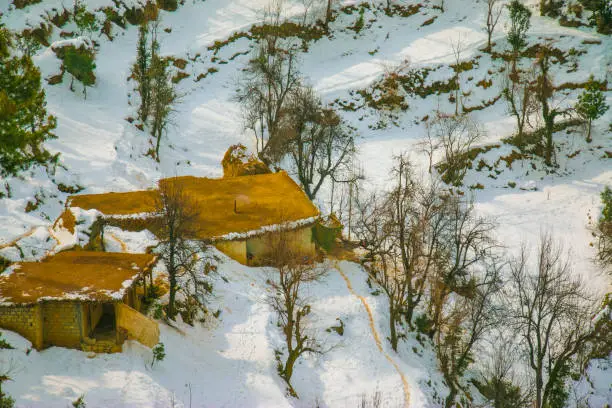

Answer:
[109,233,129,252]
[0,227,40,250]
[335,262,411,408]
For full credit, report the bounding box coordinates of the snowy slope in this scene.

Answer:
[1,252,444,408]
[0,0,611,406]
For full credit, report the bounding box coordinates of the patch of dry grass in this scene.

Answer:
[53,209,76,234]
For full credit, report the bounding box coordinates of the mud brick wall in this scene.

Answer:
[42,301,84,348]
[246,226,315,266]
[0,304,43,348]
[215,239,247,265]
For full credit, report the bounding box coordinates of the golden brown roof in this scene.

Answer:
[68,172,319,240]
[69,190,158,215]
[0,251,156,305]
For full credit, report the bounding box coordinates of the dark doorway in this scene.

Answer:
[91,303,116,341]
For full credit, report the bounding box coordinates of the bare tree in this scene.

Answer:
[597,219,612,274]
[507,234,601,408]
[426,195,496,340]
[476,333,531,408]
[534,45,566,166]
[358,390,383,408]
[325,0,334,29]
[176,250,216,325]
[418,118,442,174]
[355,156,437,352]
[484,0,503,52]
[235,1,302,164]
[384,0,393,13]
[299,0,316,26]
[502,64,538,144]
[430,112,484,186]
[355,155,494,352]
[150,53,177,161]
[265,226,325,398]
[329,160,363,221]
[436,259,502,408]
[450,37,464,115]
[354,189,405,351]
[155,179,200,319]
[388,157,452,335]
[280,86,357,199]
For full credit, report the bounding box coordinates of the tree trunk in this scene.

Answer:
[282,349,300,397]
[539,0,550,16]
[586,119,592,143]
[544,114,554,166]
[389,304,398,351]
[155,123,162,162]
[444,383,458,408]
[167,248,177,318]
[405,302,414,330]
[535,364,543,408]
[325,0,333,28]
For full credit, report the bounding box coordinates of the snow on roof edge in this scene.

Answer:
[211,215,320,242]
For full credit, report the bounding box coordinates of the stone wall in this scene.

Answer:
[0,304,43,349]
[81,337,122,353]
[42,302,84,348]
[0,300,147,353]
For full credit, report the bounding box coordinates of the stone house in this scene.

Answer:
[67,172,321,265]
[0,251,159,353]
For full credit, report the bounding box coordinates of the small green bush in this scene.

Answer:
[326,318,345,336]
[0,333,14,350]
[414,313,434,335]
[0,394,15,408]
[354,8,365,33]
[57,183,84,194]
[12,0,41,9]
[73,0,99,36]
[153,304,164,320]
[156,0,178,11]
[0,257,11,273]
[72,394,86,408]
[472,377,524,408]
[62,46,96,98]
[151,343,166,367]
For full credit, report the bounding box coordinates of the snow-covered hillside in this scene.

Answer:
[1,252,452,407]
[0,0,610,406]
